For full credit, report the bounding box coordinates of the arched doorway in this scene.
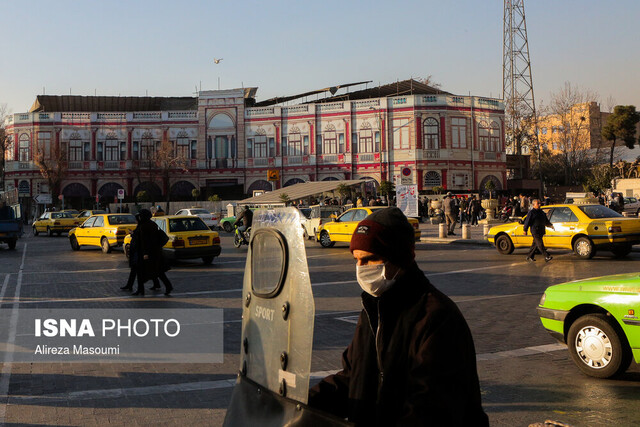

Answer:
[479,175,502,198]
[134,182,162,202]
[62,183,91,209]
[284,178,305,187]
[170,181,196,201]
[247,180,272,194]
[322,177,339,181]
[98,182,124,204]
[207,113,236,168]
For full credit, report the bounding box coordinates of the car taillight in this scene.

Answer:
[413,223,419,230]
[54,220,61,225]
[318,219,323,226]
[116,229,126,235]
[608,226,622,233]
[172,238,185,248]
[212,236,220,244]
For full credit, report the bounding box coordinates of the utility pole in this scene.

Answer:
[503,0,543,196]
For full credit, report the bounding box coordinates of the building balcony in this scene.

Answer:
[425,149,440,159]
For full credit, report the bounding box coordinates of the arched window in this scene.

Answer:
[424,171,441,188]
[176,131,189,159]
[490,121,500,152]
[19,134,30,161]
[478,121,490,151]
[423,118,439,150]
[141,131,155,160]
[288,127,302,156]
[323,124,337,154]
[359,122,373,153]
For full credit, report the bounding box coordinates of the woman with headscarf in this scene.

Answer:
[131,209,173,296]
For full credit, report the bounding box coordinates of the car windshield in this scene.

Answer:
[299,208,311,219]
[578,205,622,219]
[108,215,137,225]
[51,212,73,219]
[190,209,210,215]
[169,217,209,232]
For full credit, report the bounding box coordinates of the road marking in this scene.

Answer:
[335,315,359,324]
[4,343,566,402]
[0,244,26,423]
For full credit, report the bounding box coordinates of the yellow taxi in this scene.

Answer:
[124,215,221,264]
[316,206,421,248]
[33,211,83,237]
[76,209,106,219]
[488,204,640,259]
[68,213,137,253]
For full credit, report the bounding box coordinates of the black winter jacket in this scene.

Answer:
[523,208,552,236]
[308,264,488,426]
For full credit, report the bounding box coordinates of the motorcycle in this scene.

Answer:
[499,205,513,222]
[233,224,251,248]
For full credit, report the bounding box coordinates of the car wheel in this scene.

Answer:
[611,244,632,258]
[8,239,17,250]
[567,314,632,378]
[70,236,80,251]
[319,231,335,248]
[495,234,514,255]
[223,222,232,233]
[47,227,53,237]
[573,236,595,259]
[33,226,39,236]
[101,237,112,254]
[202,256,214,265]
[124,243,130,259]
[302,227,309,240]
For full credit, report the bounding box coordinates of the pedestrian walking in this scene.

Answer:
[468,195,481,226]
[129,209,173,296]
[444,192,457,235]
[120,214,161,292]
[308,207,488,426]
[523,199,555,262]
[459,196,468,227]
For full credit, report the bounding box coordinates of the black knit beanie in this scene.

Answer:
[350,207,415,266]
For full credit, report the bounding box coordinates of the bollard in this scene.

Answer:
[462,223,470,239]
[438,223,447,239]
[483,223,489,237]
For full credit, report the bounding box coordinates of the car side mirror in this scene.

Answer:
[518,218,524,224]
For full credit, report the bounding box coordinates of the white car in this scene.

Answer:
[174,208,220,229]
[623,197,640,215]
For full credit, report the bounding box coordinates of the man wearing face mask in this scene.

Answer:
[308,207,488,426]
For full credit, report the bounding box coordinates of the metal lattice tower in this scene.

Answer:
[503,0,537,155]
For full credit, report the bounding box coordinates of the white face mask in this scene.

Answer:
[356,263,399,297]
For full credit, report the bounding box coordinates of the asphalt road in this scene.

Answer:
[0,228,639,426]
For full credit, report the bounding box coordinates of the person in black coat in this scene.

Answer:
[308,207,488,426]
[523,198,555,262]
[131,209,173,296]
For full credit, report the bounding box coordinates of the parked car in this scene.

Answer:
[316,207,421,247]
[60,209,80,217]
[301,205,340,241]
[33,212,83,237]
[174,207,220,229]
[124,215,221,264]
[487,204,640,259]
[68,213,137,253]
[537,273,640,378]
[623,197,640,215]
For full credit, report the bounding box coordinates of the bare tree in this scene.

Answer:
[0,104,11,191]
[416,75,442,90]
[543,82,599,185]
[153,138,188,212]
[34,136,68,206]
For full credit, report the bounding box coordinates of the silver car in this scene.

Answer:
[174,208,220,229]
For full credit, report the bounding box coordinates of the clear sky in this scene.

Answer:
[1,0,638,114]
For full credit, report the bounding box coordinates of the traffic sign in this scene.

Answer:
[267,169,280,181]
[401,167,413,185]
[117,189,125,200]
[33,194,52,204]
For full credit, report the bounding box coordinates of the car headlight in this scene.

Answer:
[539,293,546,306]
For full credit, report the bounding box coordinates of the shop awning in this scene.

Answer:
[239,180,374,205]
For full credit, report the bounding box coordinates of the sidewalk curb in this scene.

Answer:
[419,237,492,246]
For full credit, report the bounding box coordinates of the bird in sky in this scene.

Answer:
[213,58,223,64]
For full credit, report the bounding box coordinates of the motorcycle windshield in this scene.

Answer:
[238,207,314,403]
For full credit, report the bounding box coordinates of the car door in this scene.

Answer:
[75,216,96,245]
[344,209,369,237]
[546,207,578,249]
[331,210,356,242]
[35,213,49,232]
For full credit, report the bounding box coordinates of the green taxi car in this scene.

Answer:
[537,273,640,378]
